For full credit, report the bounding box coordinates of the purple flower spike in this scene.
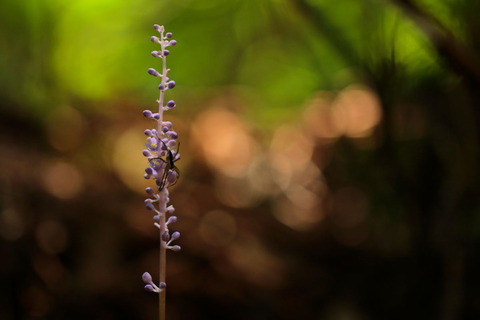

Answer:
[148,68,160,77]
[167,81,176,89]
[141,25,181,301]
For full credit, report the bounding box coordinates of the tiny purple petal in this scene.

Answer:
[165,32,173,39]
[170,245,181,252]
[147,68,160,77]
[151,36,160,43]
[145,187,155,195]
[166,139,177,148]
[153,113,160,120]
[168,40,177,46]
[166,170,177,184]
[142,150,151,157]
[144,129,152,136]
[158,84,165,90]
[163,50,170,56]
[151,51,161,57]
[154,24,163,32]
[167,81,176,89]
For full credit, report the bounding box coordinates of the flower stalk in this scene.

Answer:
[141,24,180,320]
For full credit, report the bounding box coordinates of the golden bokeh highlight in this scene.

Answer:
[268,125,315,190]
[303,85,382,140]
[42,161,84,199]
[331,85,382,138]
[191,108,257,177]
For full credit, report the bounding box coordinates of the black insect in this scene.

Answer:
[148,140,180,190]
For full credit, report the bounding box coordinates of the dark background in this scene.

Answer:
[1,0,480,319]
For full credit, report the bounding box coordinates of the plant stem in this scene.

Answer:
[159,217,166,320]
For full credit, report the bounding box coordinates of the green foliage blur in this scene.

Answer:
[1,0,480,320]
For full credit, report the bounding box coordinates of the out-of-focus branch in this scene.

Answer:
[389,0,480,88]
[290,0,359,66]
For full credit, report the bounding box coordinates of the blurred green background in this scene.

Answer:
[1,0,480,319]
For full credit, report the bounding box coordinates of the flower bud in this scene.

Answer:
[144,284,155,292]
[166,100,176,109]
[166,216,177,225]
[143,110,153,118]
[170,231,181,241]
[147,68,160,77]
[142,272,153,283]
